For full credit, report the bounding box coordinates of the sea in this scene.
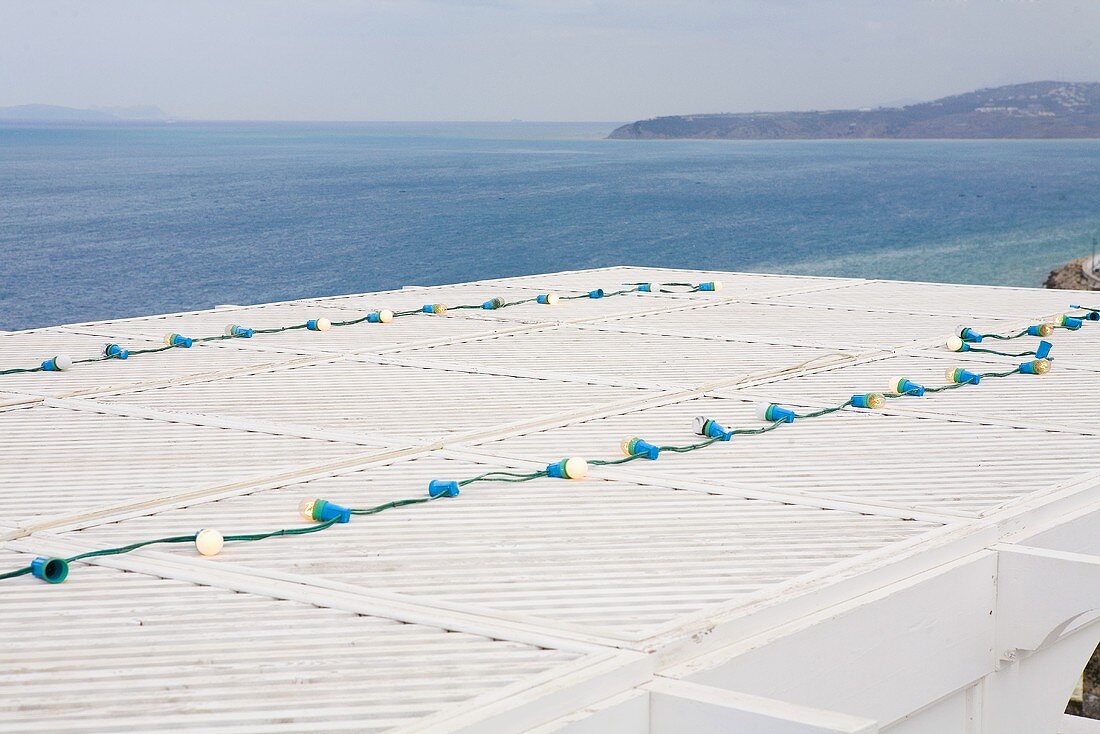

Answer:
[2,120,1099,331]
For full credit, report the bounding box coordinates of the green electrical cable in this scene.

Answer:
[0,363,1044,585]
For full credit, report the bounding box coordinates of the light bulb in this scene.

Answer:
[41,355,73,371]
[547,457,589,479]
[165,333,193,348]
[224,324,253,338]
[1020,358,1052,375]
[482,297,506,310]
[378,309,393,323]
[755,403,796,423]
[946,367,981,385]
[890,377,925,397]
[1028,323,1054,337]
[1060,314,1083,330]
[851,393,886,409]
[306,318,332,332]
[298,498,317,522]
[946,336,968,352]
[194,528,224,556]
[563,457,588,479]
[621,437,660,459]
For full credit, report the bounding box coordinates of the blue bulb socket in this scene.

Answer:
[168,334,193,348]
[896,379,925,397]
[588,289,605,299]
[694,417,731,441]
[41,358,64,371]
[959,327,983,343]
[428,479,461,498]
[626,438,661,460]
[1027,325,1045,337]
[850,394,874,409]
[546,460,569,478]
[1062,316,1083,330]
[228,325,253,338]
[311,499,351,523]
[536,294,552,304]
[951,368,982,385]
[421,305,434,313]
[482,297,506,310]
[764,405,797,423]
[104,344,129,360]
[1035,340,1052,359]
[698,282,715,291]
[1087,311,1100,321]
[31,556,69,584]
[636,283,652,292]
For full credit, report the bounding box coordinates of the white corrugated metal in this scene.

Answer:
[389,325,862,389]
[0,548,590,734]
[765,278,1095,320]
[98,358,655,442]
[55,452,939,640]
[0,403,371,527]
[470,394,1100,517]
[1,266,1098,734]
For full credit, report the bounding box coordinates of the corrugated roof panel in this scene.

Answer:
[390,325,861,389]
[726,350,1100,433]
[99,359,655,442]
[470,395,1100,517]
[589,300,1019,350]
[0,404,370,526]
[0,329,297,398]
[57,453,939,639]
[764,279,1093,319]
[0,549,586,734]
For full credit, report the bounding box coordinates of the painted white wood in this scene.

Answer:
[994,544,1100,655]
[648,679,877,733]
[669,554,998,726]
[1062,714,1100,733]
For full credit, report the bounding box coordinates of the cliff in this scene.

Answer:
[609,82,1100,140]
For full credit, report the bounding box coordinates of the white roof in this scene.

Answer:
[1,266,1097,733]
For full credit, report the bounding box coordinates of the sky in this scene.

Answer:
[1,0,1098,121]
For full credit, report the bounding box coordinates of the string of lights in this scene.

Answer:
[1,349,1056,585]
[0,281,723,377]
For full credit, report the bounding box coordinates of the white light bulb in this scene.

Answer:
[711,281,723,292]
[316,318,331,332]
[298,498,317,521]
[194,528,224,557]
[379,309,393,323]
[54,355,73,371]
[754,403,772,420]
[564,457,588,479]
[547,292,560,305]
[946,336,965,352]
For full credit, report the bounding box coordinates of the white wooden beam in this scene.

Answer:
[648,679,877,734]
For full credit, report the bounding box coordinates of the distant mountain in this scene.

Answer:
[608,82,1100,140]
[0,104,167,122]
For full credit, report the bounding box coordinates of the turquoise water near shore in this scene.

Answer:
[2,121,1099,330]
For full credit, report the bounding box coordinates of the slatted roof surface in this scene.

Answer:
[2,266,1098,733]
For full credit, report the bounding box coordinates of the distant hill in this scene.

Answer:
[0,104,167,122]
[609,82,1100,140]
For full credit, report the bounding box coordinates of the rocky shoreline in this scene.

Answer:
[1045,256,1097,290]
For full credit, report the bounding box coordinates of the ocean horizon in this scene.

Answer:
[2,120,1099,331]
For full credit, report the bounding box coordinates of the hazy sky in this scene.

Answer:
[1,0,1097,121]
